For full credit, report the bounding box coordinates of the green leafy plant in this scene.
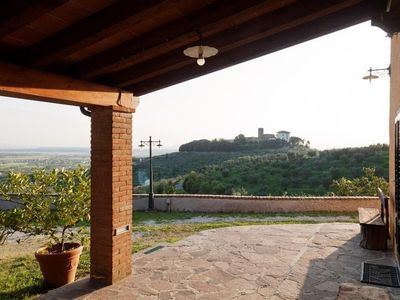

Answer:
[232,187,249,196]
[331,167,389,196]
[0,167,90,252]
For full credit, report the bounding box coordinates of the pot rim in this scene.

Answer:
[35,242,83,256]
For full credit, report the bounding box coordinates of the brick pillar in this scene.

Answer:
[90,106,133,284]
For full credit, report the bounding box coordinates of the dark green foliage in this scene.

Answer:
[135,178,180,194]
[178,137,289,152]
[181,144,388,195]
[234,134,246,144]
[142,144,388,196]
[289,136,304,146]
[331,167,389,196]
[133,149,298,185]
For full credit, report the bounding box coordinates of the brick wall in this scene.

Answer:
[91,106,133,284]
[133,194,380,213]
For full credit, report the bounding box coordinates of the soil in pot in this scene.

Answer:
[35,242,83,287]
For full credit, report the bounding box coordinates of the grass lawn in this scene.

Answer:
[133,210,358,223]
[0,211,357,300]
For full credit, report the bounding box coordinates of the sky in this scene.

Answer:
[0,21,391,153]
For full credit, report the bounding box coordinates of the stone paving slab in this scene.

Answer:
[41,223,400,299]
[336,283,391,300]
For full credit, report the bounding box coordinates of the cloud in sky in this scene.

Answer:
[0,21,391,151]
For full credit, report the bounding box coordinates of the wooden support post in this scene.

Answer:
[90,106,133,284]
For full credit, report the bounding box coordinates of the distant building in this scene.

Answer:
[257,128,275,140]
[258,128,264,139]
[264,134,275,140]
[246,137,259,142]
[276,130,290,142]
[242,128,291,142]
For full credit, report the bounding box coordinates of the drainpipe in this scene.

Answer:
[80,107,91,117]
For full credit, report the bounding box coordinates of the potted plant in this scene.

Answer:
[0,167,90,287]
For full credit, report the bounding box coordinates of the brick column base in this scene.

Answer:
[90,106,133,284]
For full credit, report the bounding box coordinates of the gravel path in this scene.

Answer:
[141,215,356,225]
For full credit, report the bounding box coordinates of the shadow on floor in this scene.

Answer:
[296,226,398,299]
[39,278,107,299]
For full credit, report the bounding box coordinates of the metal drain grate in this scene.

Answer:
[144,245,164,255]
[361,262,400,288]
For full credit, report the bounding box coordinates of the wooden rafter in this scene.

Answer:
[100,0,367,88]
[0,62,138,110]
[71,0,295,80]
[17,0,164,67]
[0,0,68,39]
[127,1,374,96]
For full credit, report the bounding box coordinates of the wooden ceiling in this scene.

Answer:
[0,0,397,96]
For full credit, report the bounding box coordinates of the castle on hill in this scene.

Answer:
[254,128,290,142]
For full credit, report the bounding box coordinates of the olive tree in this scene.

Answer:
[331,167,388,196]
[0,167,90,251]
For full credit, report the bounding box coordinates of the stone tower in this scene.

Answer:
[258,128,264,139]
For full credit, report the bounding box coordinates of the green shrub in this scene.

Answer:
[0,167,90,251]
[331,167,388,196]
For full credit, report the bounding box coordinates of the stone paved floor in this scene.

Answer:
[41,224,400,299]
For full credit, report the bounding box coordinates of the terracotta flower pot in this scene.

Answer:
[35,242,83,287]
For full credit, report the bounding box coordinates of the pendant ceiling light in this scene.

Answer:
[183,31,218,66]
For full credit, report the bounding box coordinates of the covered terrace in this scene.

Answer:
[0,0,400,297]
[41,223,400,299]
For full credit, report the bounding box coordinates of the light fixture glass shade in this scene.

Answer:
[197,57,205,66]
[183,45,218,66]
[362,74,379,81]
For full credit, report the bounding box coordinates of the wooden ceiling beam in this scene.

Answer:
[71,0,296,80]
[371,4,400,35]
[104,49,188,88]
[17,0,164,68]
[0,0,68,39]
[0,62,138,111]
[101,0,366,88]
[126,1,376,96]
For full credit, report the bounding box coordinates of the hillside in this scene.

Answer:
[133,146,310,185]
[178,133,306,152]
[134,144,388,196]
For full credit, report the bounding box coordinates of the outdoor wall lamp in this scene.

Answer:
[362,66,391,83]
[183,31,218,66]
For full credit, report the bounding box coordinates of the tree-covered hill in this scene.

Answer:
[178,134,307,152]
[133,146,311,185]
[179,137,288,152]
[182,144,388,195]
[134,144,388,196]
